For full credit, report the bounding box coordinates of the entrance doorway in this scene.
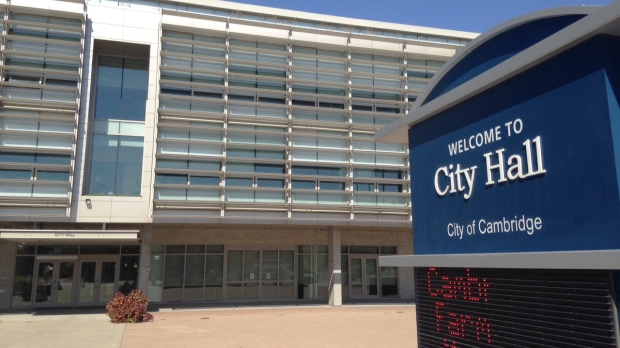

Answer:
[34,259,76,307]
[349,256,379,299]
[225,249,295,301]
[77,258,118,306]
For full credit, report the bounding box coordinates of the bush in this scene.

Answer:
[106,289,154,323]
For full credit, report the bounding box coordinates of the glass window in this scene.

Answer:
[375,169,403,179]
[0,152,35,164]
[156,174,187,185]
[0,153,71,166]
[205,254,223,301]
[353,169,373,178]
[151,245,165,253]
[189,161,221,171]
[244,250,260,283]
[292,192,317,204]
[341,255,349,299]
[87,135,144,196]
[227,148,255,158]
[256,150,285,160]
[95,57,148,121]
[226,178,254,187]
[148,253,164,302]
[226,250,243,282]
[291,166,346,177]
[316,254,329,298]
[318,167,346,177]
[37,171,69,181]
[354,183,374,191]
[255,164,285,174]
[156,159,188,169]
[187,245,206,254]
[162,255,184,301]
[17,245,36,255]
[259,97,285,104]
[380,246,397,254]
[349,246,379,254]
[376,106,400,114]
[291,166,317,176]
[320,181,345,191]
[352,104,373,112]
[356,195,377,206]
[0,169,31,180]
[122,246,140,254]
[379,184,402,192]
[207,245,225,253]
[94,57,122,120]
[166,245,186,254]
[298,245,314,254]
[46,79,77,87]
[80,246,120,254]
[36,246,78,255]
[279,250,295,282]
[226,163,254,173]
[87,53,148,197]
[227,178,253,187]
[292,180,315,190]
[184,255,205,301]
[292,99,315,107]
[256,179,284,188]
[318,102,344,109]
[190,176,219,186]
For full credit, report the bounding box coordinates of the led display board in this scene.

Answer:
[415,267,616,347]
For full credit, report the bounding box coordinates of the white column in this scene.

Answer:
[328,227,342,307]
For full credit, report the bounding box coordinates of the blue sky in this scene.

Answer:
[225,0,612,33]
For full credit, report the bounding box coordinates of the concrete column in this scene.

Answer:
[0,241,16,310]
[138,224,152,295]
[328,227,342,307]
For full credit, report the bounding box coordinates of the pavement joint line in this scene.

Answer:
[156,303,415,313]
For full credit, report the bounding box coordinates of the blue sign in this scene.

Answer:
[409,35,620,255]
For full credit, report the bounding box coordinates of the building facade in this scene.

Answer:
[0,0,475,309]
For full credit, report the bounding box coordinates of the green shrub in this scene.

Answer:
[106,289,154,323]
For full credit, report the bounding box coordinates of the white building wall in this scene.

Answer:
[72,2,161,223]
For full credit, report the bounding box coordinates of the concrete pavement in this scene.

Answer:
[0,311,124,348]
[0,304,417,348]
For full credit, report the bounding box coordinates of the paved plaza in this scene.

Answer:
[0,304,417,348]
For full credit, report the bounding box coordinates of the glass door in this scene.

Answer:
[349,256,379,299]
[262,250,278,300]
[243,250,260,300]
[262,250,295,300]
[78,258,118,306]
[34,260,76,307]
